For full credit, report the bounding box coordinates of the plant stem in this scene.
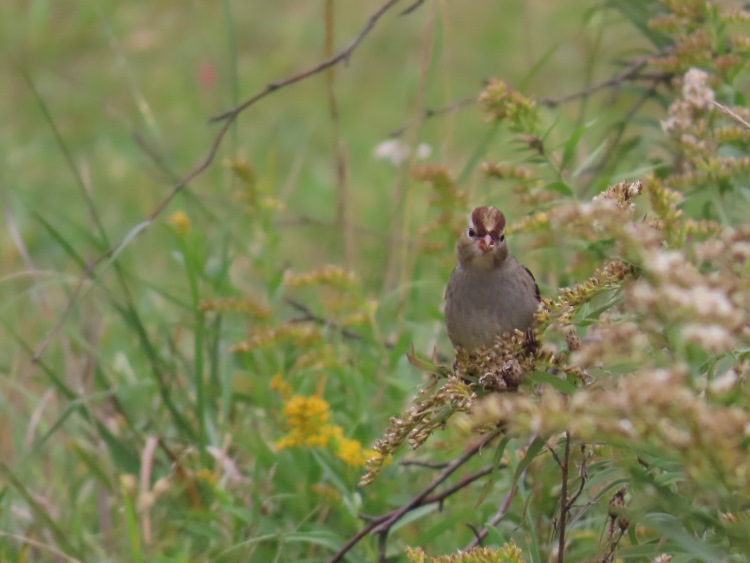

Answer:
[557,431,571,563]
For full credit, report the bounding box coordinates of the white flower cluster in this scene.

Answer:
[625,244,746,353]
[682,67,714,109]
[372,139,432,166]
[660,67,715,136]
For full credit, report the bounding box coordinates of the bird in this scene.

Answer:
[444,206,540,351]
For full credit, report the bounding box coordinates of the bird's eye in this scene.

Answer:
[499,234,505,242]
[467,228,476,238]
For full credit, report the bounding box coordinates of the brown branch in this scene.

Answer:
[211,0,404,123]
[373,430,500,535]
[421,463,498,504]
[463,485,516,551]
[285,298,365,342]
[388,96,476,137]
[465,523,484,547]
[601,528,626,563]
[713,100,750,130]
[583,76,666,187]
[328,430,501,563]
[565,443,589,513]
[557,431,571,563]
[377,530,388,563]
[31,0,406,362]
[400,459,450,470]
[547,438,563,469]
[399,0,426,16]
[541,55,667,107]
[386,52,671,140]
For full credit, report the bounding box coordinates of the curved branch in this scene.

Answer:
[32,0,407,362]
[328,429,502,562]
[210,0,404,123]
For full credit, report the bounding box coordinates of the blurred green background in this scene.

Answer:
[0,1,668,560]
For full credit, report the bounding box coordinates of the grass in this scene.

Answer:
[4,0,741,561]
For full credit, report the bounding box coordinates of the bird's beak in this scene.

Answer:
[477,234,494,252]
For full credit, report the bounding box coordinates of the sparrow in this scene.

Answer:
[444,206,540,351]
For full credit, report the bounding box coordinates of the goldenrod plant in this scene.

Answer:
[1,1,749,562]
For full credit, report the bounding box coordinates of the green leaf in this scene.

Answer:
[544,180,574,197]
[511,437,546,491]
[97,421,141,474]
[560,121,591,173]
[529,371,577,395]
[475,435,511,506]
[605,0,672,47]
[458,123,499,184]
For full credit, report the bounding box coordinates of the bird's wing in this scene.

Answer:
[522,265,541,301]
[444,267,457,299]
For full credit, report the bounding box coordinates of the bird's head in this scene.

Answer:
[456,206,508,271]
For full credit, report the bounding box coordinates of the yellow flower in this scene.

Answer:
[276,395,332,450]
[283,265,359,290]
[270,374,293,400]
[168,210,190,235]
[283,395,330,428]
[274,389,374,467]
[195,468,218,485]
[335,437,367,467]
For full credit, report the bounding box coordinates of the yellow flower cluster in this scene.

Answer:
[168,210,190,235]
[200,297,271,320]
[293,346,339,372]
[275,394,335,449]
[481,161,533,181]
[272,377,378,467]
[406,541,525,563]
[283,265,359,290]
[231,324,321,353]
[478,78,538,131]
[270,374,292,400]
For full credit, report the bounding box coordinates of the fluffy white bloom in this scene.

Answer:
[682,324,736,352]
[372,139,432,166]
[416,143,432,160]
[618,419,636,436]
[682,67,714,109]
[710,368,739,394]
[645,249,685,276]
[687,286,734,318]
[373,139,409,165]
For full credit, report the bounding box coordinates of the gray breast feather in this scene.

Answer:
[445,257,538,350]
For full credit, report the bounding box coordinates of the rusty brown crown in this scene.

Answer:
[470,206,506,238]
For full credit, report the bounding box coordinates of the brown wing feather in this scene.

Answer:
[522,265,541,301]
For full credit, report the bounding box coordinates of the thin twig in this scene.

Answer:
[285,298,365,342]
[547,438,563,469]
[541,56,665,107]
[421,464,499,504]
[465,523,484,547]
[584,77,665,186]
[400,459,450,470]
[328,430,501,562]
[387,52,670,139]
[557,431,571,563]
[372,430,500,535]
[713,100,750,130]
[463,485,516,550]
[388,96,476,137]
[565,444,589,512]
[400,0,426,16]
[211,0,404,123]
[32,0,406,362]
[601,528,626,562]
[377,530,388,563]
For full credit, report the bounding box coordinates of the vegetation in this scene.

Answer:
[1,0,750,561]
